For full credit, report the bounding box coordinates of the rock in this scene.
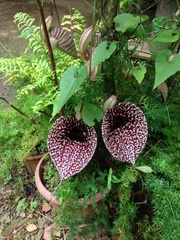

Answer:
[26,223,38,232]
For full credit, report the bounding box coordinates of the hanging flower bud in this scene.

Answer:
[86,47,101,81]
[79,26,93,60]
[103,95,117,112]
[41,15,53,33]
[75,111,82,121]
[45,15,53,31]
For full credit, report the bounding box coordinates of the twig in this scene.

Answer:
[36,0,58,87]
[143,140,161,157]
[53,0,61,26]
[0,97,42,125]
[35,210,54,222]
[0,42,14,57]
[141,0,160,13]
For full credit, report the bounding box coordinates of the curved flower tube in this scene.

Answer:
[48,116,97,181]
[101,102,148,164]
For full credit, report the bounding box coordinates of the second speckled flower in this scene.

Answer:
[101,102,148,164]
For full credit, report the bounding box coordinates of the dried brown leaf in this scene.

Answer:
[42,201,51,212]
[157,82,168,103]
[43,224,55,240]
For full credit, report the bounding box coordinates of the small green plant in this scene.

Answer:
[16,198,27,212]
[16,198,38,213]
[29,200,38,213]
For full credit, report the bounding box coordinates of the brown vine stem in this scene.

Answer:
[36,0,58,87]
[0,97,42,125]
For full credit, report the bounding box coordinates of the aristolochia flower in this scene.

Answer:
[101,102,148,164]
[48,116,97,181]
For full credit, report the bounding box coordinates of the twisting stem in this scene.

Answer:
[36,0,58,87]
[0,97,42,125]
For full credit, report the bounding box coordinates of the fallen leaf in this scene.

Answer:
[42,201,51,212]
[43,224,55,240]
[19,212,26,218]
[28,195,35,201]
[15,196,22,204]
[26,223,38,232]
[27,213,33,219]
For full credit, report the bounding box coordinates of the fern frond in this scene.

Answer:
[14,12,35,31]
[0,57,33,83]
[14,12,46,55]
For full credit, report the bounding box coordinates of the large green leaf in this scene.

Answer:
[52,65,88,116]
[154,50,180,89]
[114,13,149,33]
[92,41,116,68]
[132,66,146,84]
[153,29,180,43]
[114,13,140,32]
[114,13,149,42]
[82,103,103,126]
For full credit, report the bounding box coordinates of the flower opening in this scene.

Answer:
[48,116,97,181]
[101,102,148,164]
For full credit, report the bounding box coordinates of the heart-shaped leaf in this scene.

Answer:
[132,66,146,84]
[154,50,180,89]
[153,29,180,43]
[82,103,103,126]
[92,41,116,68]
[52,65,88,117]
[114,13,149,33]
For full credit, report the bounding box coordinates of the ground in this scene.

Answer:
[0,165,111,239]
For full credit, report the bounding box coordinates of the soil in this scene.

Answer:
[0,165,111,239]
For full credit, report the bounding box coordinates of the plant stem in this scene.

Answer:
[36,0,58,87]
[0,97,42,125]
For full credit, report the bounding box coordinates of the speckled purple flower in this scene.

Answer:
[101,102,148,164]
[48,116,97,181]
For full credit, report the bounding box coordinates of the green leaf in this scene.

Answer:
[154,50,180,89]
[52,65,88,117]
[153,29,180,43]
[19,27,34,38]
[107,168,112,190]
[92,41,116,68]
[82,103,103,126]
[114,13,148,33]
[111,175,121,183]
[132,66,146,84]
[136,166,153,173]
[114,13,139,32]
